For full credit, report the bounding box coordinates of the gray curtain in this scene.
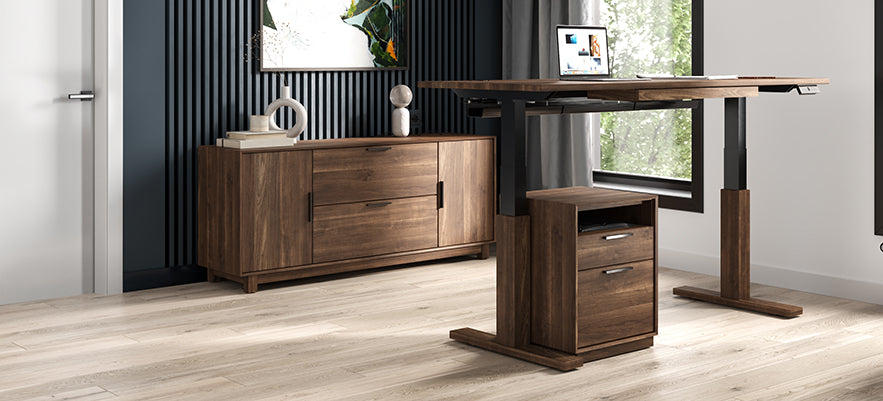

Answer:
[502,0,596,190]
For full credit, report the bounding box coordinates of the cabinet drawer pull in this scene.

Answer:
[603,266,634,275]
[366,147,393,152]
[366,201,393,207]
[603,233,634,241]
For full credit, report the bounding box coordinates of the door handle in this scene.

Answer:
[366,147,392,152]
[603,233,634,241]
[366,201,392,207]
[437,181,444,209]
[68,90,94,101]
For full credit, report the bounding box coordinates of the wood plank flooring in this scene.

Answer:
[0,255,881,400]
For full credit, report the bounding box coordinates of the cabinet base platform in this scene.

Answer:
[209,243,490,293]
[450,327,654,371]
[673,286,803,318]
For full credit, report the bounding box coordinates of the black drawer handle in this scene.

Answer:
[366,147,393,152]
[438,181,444,209]
[603,266,634,275]
[366,201,392,207]
[603,233,634,241]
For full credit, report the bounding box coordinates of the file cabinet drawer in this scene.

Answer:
[577,260,655,348]
[577,226,654,270]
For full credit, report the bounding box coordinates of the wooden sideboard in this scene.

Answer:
[198,135,495,293]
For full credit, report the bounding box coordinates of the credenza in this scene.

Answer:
[198,135,495,293]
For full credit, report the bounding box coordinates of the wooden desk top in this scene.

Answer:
[419,78,829,102]
[418,78,829,92]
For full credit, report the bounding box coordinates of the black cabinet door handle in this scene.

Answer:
[307,192,313,222]
[438,181,444,209]
[366,147,393,152]
[366,201,393,207]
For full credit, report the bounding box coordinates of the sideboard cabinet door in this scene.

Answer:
[438,139,495,247]
[240,151,312,272]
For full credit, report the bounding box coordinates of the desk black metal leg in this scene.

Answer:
[724,97,748,191]
[499,97,528,217]
[674,97,803,318]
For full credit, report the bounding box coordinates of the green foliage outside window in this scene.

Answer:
[600,0,693,180]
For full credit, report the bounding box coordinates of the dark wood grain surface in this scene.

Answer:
[198,135,494,293]
[672,286,803,318]
[225,134,496,154]
[438,139,495,246]
[529,197,578,353]
[577,226,654,271]
[527,186,656,211]
[577,260,656,347]
[721,189,751,300]
[450,328,584,371]
[590,86,759,102]
[312,196,439,263]
[418,77,830,92]
[495,215,532,348]
[240,151,312,272]
[312,143,438,205]
[198,146,242,276]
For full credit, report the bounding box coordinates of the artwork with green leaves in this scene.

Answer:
[261,0,407,70]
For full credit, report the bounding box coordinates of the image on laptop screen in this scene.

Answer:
[557,25,610,79]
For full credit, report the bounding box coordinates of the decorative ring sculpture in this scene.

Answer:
[264,86,307,142]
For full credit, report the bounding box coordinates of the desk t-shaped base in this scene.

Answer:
[672,97,803,318]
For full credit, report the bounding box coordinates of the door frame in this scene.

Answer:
[94,0,124,295]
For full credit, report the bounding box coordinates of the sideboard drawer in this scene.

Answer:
[577,226,654,270]
[312,195,439,262]
[312,143,438,205]
[577,259,655,348]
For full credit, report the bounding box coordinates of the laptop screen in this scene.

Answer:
[556,25,611,78]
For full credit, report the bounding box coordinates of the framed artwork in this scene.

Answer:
[261,0,408,71]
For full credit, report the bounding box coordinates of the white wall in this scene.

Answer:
[660,0,883,305]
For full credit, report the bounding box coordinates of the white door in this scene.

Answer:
[0,0,94,304]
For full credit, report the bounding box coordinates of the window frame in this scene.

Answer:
[876,2,883,236]
[592,0,704,213]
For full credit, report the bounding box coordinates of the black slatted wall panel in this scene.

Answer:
[161,0,483,272]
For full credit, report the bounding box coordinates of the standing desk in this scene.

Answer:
[418,78,829,370]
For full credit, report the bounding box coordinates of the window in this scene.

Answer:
[592,0,704,212]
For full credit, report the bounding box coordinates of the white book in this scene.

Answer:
[219,137,295,149]
[226,130,287,140]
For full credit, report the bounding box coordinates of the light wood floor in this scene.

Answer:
[1,256,882,401]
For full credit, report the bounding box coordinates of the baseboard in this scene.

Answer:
[660,249,883,306]
[123,265,206,292]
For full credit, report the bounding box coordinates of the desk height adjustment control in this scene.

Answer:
[796,85,820,95]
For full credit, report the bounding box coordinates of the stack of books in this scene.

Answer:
[217,130,294,149]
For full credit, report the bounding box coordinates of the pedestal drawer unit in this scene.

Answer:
[198,135,495,293]
[528,186,657,359]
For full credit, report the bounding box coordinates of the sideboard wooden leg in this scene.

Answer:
[478,244,491,260]
[206,270,221,282]
[244,277,258,293]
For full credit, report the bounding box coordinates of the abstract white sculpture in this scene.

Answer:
[390,85,413,137]
[264,86,308,142]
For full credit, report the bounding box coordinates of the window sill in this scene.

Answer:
[593,170,703,213]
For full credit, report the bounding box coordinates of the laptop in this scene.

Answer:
[556,25,645,81]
